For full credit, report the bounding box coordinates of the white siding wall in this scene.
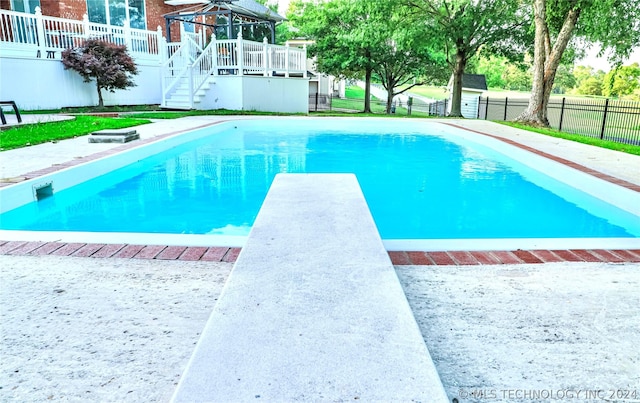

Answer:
[447,90,482,118]
[0,57,162,110]
[197,76,308,113]
[461,93,480,119]
[1,57,308,113]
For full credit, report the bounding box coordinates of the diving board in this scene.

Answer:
[171,173,448,402]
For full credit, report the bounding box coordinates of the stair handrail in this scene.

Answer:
[188,35,217,98]
[161,41,190,106]
[161,34,203,108]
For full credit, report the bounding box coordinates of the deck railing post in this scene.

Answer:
[211,33,218,76]
[82,14,90,39]
[600,98,610,139]
[237,31,244,76]
[285,42,290,78]
[123,19,132,51]
[263,37,269,77]
[159,32,167,63]
[156,26,163,59]
[34,7,46,54]
[82,14,91,39]
[303,44,307,78]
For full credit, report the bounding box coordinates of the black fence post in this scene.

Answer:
[559,97,566,131]
[503,97,509,120]
[600,98,610,139]
[485,97,489,120]
[315,93,319,112]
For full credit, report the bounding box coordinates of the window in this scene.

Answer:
[86,0,146,29]
[11,0,40,13]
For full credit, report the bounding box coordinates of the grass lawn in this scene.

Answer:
[400,85,449,100]
[0,115,150,151]
[499,121,640,156]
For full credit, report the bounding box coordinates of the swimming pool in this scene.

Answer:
[1,118,639,250]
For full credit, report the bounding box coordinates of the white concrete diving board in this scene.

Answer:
[171,173,448,402]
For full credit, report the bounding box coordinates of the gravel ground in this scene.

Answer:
[0,255,232,402]
[2,257,639,402]
[397,262,640,403]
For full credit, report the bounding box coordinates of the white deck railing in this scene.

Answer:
[213,34,307,78]
[0,7,162,62]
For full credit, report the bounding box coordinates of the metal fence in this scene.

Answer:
[479,97,640,146]
[309,94,447,117]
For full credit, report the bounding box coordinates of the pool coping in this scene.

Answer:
[1,117,638,265]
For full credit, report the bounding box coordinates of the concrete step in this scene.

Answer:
[171,174,448,402]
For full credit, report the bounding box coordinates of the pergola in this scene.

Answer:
[162,0,285,43]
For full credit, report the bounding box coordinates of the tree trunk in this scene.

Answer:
[363,67,373,113]
[449,46,466,117]
[516,0,580,126]
[385,84,395,114]
[97,82,104,108]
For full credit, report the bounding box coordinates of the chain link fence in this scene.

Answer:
[309,94,448,117]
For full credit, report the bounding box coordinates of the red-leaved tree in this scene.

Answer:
[62,39,138,107]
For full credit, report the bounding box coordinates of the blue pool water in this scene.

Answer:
[0,120,638,239]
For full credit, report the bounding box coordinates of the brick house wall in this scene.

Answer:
[146,0,174,33]
[42,0,85,20]
[1,0,177,37]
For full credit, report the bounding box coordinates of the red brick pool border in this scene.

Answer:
[1,240,638,265]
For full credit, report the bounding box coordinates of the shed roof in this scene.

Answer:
[462,74,488,90]
[447,73,488,92]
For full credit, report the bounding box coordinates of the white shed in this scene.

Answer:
[447,74,488,118]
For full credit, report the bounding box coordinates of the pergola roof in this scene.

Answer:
[163,0,286,23]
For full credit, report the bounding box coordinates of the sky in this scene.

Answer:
[277,0,290,15]
[579,47,640,71]
[274,0,639,72]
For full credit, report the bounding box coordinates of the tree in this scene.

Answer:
[572,66,605,96]
[603,63,640,98]
[476,55,508,88]
[552,64,576,94]
[366,1,448,113]
[289,0,377,113]
[289,0,445,114]
[517,0,640,126]
[408,0,530,117]
[503,63,532,91]
[62,39,138,108]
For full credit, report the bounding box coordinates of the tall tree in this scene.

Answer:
[290,0,443,114]
[517,0,640,126]
[408,0,530,117]
[289,0,379,113]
